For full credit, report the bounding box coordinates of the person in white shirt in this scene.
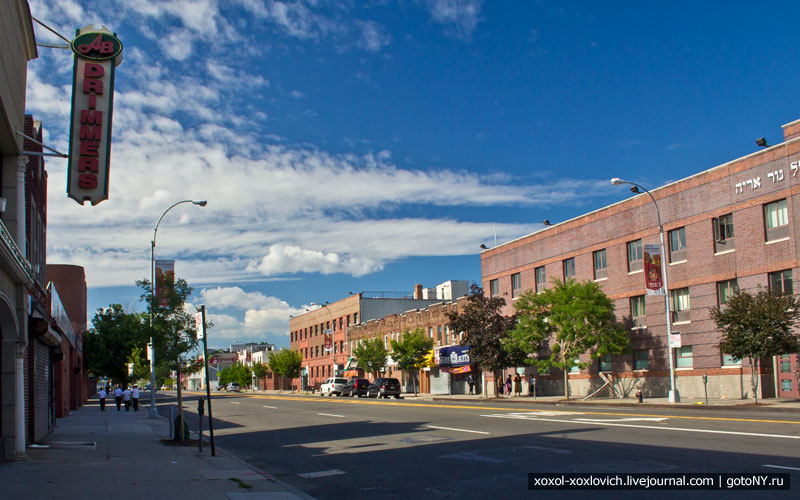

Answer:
[114,386,123,411]
[98,388,107,411]
[122,387,132,411]
[132,385,140,411]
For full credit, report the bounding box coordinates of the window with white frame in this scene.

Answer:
[563,257,575,280]
[593,249,607,280]
[630,295,646,327]
[633,349,649,370]
[769,269,793,295]
[713,213,735,252]
[676,345,693,368]
[764,199,789,241]
[535,266,546,293]
[669,287,690,323]
[717,279,738,306]
[668,227,687,262]
[490,278,499,297]
[627,239,643,272]
[511,272,522,298]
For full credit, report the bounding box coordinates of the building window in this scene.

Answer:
[437,326,443,343]
[535,266,546,293]
[669,287,690,323]
[593,249,607,280]
[353,312,358,324]
[630,295,646,327]
[717,279,738,306]
[489,279,499,297]
[764,199,789,241]
[668,227,687,263]
[769,269,793,295]
[780,360,791,372]
[782,379,793,392]
[676,345,693,368]
[563,257,575,280]
[599,354,612,372]
[721,354,740,366]
[713,213,735,252]
[569,359,581,373]
[627,239,643,272]
[633,349,649,370]
[511,272,522,298]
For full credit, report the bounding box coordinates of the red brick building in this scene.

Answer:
[290,289,456,391]
[481,118,800,401]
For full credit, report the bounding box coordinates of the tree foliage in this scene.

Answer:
[353,337,388,377]
[85,304,148,384]
[218,364,252,388]
[390,327,434,395]
[510,279,629,399]
[447,283,519,397]
[137,275,199,372]
[252,361,268,387]
[711,287,800,402]
[268,349,303,391]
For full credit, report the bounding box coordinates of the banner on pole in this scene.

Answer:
[154,259,174,306]
[643,244,665,295]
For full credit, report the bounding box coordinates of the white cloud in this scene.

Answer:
[248,244,383,277]
[198,287,307,344]
[425,0,483,41]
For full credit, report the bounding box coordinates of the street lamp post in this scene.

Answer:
[610,178,680,403]
[148,199,207,418]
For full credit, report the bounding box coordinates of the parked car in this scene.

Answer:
[366,377,401,399]
[320,377,348,396]
[227,382,241,393]
[341,378,370,397]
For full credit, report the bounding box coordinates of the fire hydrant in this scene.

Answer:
[635,390,643,403]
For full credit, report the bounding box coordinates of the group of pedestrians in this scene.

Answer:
[97,384,140,411]
[496,373,536,397]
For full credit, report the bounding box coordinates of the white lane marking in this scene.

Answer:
[522,445,573,454]
[298,469,347,478]
[230,402,240,405]
[576,417,669,422]
[317,412,345,418]
[764,464,800,471]
[481,414,800,440]
[263,405,278,409]
[425,425,490,435]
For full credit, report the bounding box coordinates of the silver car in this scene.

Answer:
[320,377,348,396]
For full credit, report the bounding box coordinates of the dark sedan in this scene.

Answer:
[366,377,401,399]
[341,378,370,397]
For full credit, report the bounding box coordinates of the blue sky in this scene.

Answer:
[27,1,800,349]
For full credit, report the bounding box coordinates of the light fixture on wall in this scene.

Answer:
[756,137,768,147]
[543,219,551,226]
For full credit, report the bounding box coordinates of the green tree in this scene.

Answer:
[390,328,434,395]
[711,287,800,403]
[510,279,630,399]
[447,283,518,398]
[85,304,148,384]
[217,364,252,388]
[137,274,198,439]
[252,361,268,389]
[353,337,388,378]
[268,349,303,391]
[127,344,150,384]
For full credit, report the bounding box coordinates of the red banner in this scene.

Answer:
[155,259,174,306]
[643,244,664,295]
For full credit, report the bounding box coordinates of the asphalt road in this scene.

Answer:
[165,392,800,499]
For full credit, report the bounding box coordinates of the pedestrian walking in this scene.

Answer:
[514,373,522,396]
[505,375,512,398]
[467,374,475,395]
[528,374,535,397]
[98,388,107,411]
[122,386,132,411]
[114,386,123,411]
[132,385,140,411]
[497,378,504,397]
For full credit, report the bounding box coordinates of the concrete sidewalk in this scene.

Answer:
[0,397,314,500]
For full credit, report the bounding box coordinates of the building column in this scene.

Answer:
[14,343,25,458]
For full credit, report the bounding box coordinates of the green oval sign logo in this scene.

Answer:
[71,32,123,61]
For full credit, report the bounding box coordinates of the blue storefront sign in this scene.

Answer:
[436,345,471,368]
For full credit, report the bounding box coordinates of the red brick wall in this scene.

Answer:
[481,130,800,398]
